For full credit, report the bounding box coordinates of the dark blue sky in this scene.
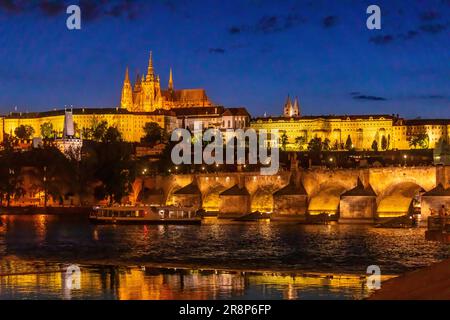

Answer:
[0,0,449,118]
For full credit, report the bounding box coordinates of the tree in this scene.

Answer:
[0,151,24,207]
[323,138,331,151]
[280,132,288,151]
[91,141,136,204]
[307,137,323,152]
[295,136,306,151]
[345,135,353,150]
[92,120,108,142]
[142,122,164,145]
[371,140,378,151]
[409,133,429,149]
[102,127,123,143]
[381,135,388,150]
[40,122,54,139]
[332,140,339,151]
[14,125,35,140]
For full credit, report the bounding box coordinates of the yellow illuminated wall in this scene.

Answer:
[251,116,449,151]
[1,110,177,142]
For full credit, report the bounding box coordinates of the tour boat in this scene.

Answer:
[89,205,202,225]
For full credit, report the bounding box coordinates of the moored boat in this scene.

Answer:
[89,205,202,225]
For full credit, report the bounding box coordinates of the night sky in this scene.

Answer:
[0,0,449,118]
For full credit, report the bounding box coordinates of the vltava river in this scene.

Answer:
[0,214,448,299]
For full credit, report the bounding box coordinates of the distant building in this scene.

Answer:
[55,110,83,159]
[1,108,178,143]
[251,96,450,151]
[173,106,250,131]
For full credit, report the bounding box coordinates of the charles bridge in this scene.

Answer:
[133,165,450,224]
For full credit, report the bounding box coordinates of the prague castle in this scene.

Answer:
[250,95,450,151]
[0,50,449,151]
[120,52,213,112]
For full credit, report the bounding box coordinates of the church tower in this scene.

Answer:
[120,67,133,110]
[292,96,300,117]
[283,95,292,117]
[142,51,163,112]
[283,95,301,117]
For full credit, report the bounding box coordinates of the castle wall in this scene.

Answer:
[3,111,175,142]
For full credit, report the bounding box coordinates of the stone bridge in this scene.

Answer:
[132,165,450,223]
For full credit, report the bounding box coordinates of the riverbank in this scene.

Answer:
[0,206,91,215]
[369,258,450,300]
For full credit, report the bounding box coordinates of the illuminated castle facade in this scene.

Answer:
[251,95,450,151]
[120,52,213,112]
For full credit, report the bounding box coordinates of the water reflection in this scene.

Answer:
[0,214,449,274]
[0,213,449,300]
[0,260,374,300]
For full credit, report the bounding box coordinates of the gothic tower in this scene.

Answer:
[141,52,163,112]
[292,96,300,117]
[283,95,292,117]
[283,95,301,117]
[120,67,133,110]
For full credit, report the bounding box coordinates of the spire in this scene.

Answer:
[135,72,141,85]
[168,67,174,91]
[147,51,154,78]
[284,95,292,117]
[124,67,130,83]
[285,95,291,107]
[293,96,300,117]
[121,67,133,110]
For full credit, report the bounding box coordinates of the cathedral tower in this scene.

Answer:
[119,50,213,111]
[283,95,301,117]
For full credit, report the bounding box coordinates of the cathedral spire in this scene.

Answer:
[147,51,154,79]
[168,67,174,91]
[121,67,133,110]
[293,96,300,117]
[124,67,130,83]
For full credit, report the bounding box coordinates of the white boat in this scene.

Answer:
[89,205,202,225]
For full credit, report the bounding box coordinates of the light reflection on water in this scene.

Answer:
[0,214,449,299]
[0,261,373,300]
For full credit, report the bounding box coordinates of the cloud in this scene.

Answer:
[0,0,27,13]
[322,15,338,28]
[419,23,448,34]
[208,48,226,54]
[352,95,387,101]
[398,30,420,40]
[420,10,441,21]
[417,94,448,100]
[39,1,66,16]
[369,35,394,45]
[228,13,305,35]
[0,0,142,20]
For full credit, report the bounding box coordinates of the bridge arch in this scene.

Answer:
[308,182,348,215]
[376,181,424,218]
